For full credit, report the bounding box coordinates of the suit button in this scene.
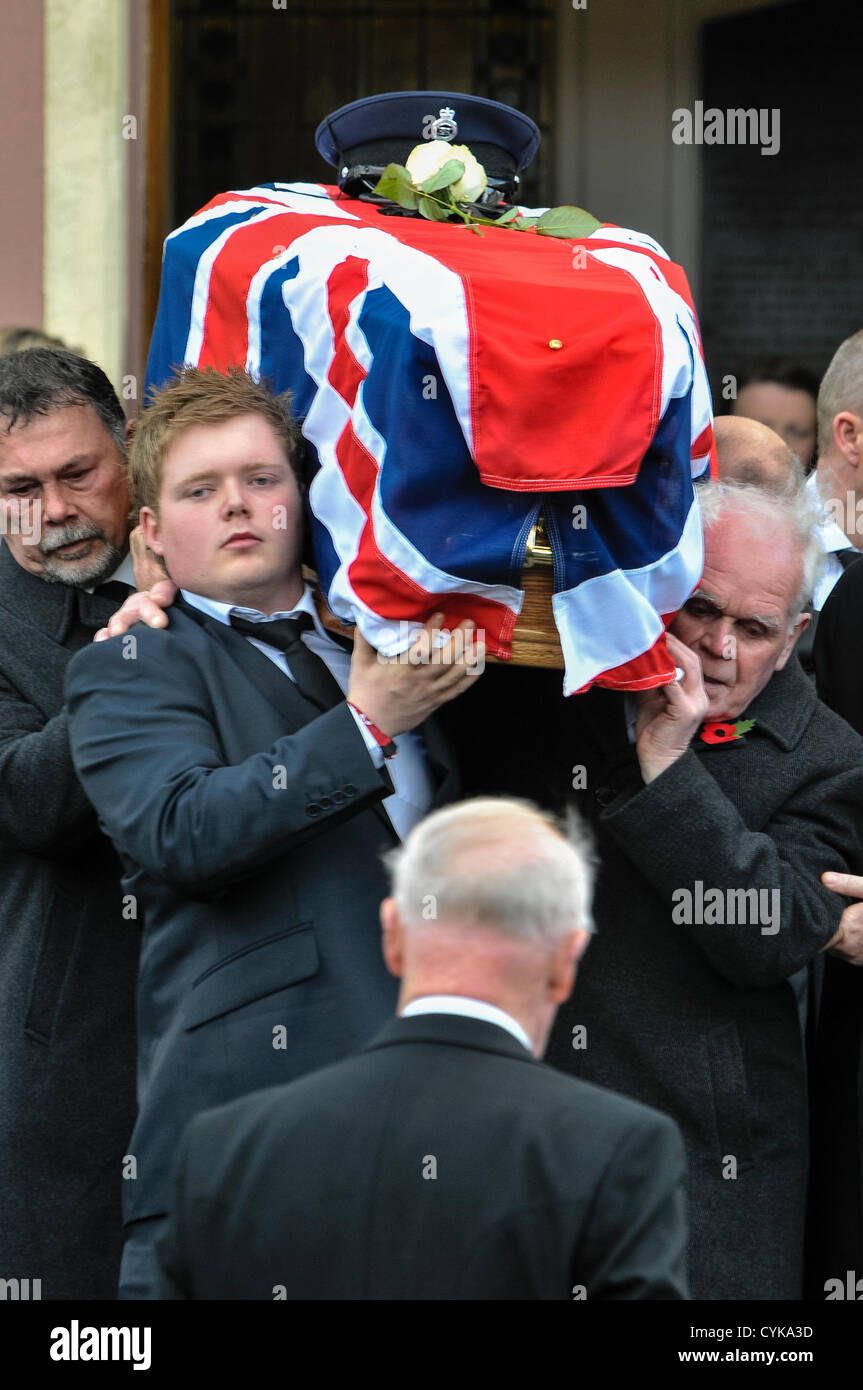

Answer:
[332,791,347,805]
[344,784,357,796]
[594,786,615,808]
[318,797,332,810]
[306,803,321,817]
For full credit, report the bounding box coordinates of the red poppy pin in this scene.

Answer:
[699,718,756,746]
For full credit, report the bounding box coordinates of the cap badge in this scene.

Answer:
[428,107,458,141]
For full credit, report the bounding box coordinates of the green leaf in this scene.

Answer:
[733,718,756,736]
[535,205,601,239]
[417,194,451,222]
[510,215,538,231]
[493,207,521,226]
[420,159,465,193]
[373,163,418,210]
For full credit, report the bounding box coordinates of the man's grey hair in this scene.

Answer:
[383,797,595,946]
[0,347,127,455]
[817,328,863,458]
[696,478,823,624]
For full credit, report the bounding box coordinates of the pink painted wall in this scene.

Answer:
[0,0,44,329]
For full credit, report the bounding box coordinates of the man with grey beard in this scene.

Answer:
[0,348,154,1298]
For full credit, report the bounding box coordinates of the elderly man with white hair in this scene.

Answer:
[543,479,863,1302]
[154,797,689,1301]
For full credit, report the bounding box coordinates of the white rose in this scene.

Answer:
[405,141,488,203]
[448,144,488,203]
[405,141,456,186]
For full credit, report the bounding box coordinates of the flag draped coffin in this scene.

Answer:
[145,182,715,695]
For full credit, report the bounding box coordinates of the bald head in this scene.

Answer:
[714,416,802,494]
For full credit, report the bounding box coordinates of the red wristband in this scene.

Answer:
[347,702,397,759]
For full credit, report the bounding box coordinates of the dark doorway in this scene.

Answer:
[699,0,863,397]
[168,0,555,228]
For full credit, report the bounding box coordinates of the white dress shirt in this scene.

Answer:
[180,584,434,840]
[806,470,859,610]
[401,994,533,1052]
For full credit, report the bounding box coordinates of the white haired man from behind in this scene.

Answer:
[155,796,689,1300]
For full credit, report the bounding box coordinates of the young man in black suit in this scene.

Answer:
[155,796,689,1300]
[65,366,481,1298]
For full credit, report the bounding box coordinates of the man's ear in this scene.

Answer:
[380,898,405,979]
[548,928,591,1006]
[776,610,810,670]
[139,505,165,557]
[832,411,863,470]
[124,417,136,444]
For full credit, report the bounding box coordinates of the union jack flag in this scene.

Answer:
[145,182,715,694]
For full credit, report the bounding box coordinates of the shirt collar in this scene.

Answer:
[401,995,533,1053]
[806,469,857,556]
[180,582,326,637]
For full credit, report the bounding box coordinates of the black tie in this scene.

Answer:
[75,580,135,632]
[230,611,346,712]
[95,579,136,603]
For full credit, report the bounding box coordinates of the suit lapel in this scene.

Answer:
[0,541,78,644]
[0,544,122,719]
[6,614,72,721]
[175,598,400,839]
[175,596,324,730]
[75,589,124,636]
[176,599,466,841]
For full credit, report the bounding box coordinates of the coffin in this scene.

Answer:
[145,182,715,693]
[311,520,563,669]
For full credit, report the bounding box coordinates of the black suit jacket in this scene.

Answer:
[0,542,139,1298]
[809,558,863,1287]
[155,1012,688,1300]
[814,554,863,727]
[796,547,862,677]
[65,598,457,1226]
[444,658,863,1299]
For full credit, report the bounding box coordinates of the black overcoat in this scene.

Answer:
[0,542,139,1298]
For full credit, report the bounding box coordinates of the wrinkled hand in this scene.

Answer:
[130,524,168,592]
[348,613,484,736]
[635,632,710,785]
[94,577,177,641]
[822,872,863,966]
